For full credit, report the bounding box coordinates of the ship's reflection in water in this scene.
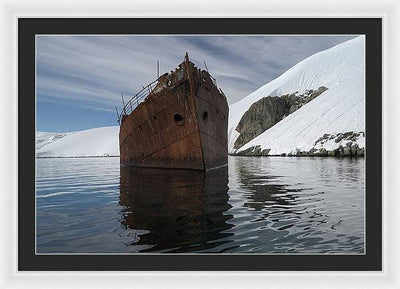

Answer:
[36,157,364,253]
[119,166,234,253]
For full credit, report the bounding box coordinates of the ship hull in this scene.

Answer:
[119,60,228,170]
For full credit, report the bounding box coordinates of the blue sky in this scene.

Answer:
[36,35,356,132]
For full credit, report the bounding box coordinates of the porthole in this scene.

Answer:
[173,113,184,125]
[202,111,208,123]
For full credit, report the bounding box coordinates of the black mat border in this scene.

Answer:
[18,18,382,271]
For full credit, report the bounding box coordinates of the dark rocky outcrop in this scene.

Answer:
[234,145,270,156]
[312,131,365,157]
[314,131,365,146]
[231,131,364,157]
[233,131,365,157]
[233,97,288,150]
[234,86,328,149]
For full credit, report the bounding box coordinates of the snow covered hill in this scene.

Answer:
[36,126,119,157]
[36,131,72,150]
[229,36,365,156]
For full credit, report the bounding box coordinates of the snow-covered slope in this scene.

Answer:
[229,36,365,155]
[36,131,72,150]
[36,126,119,157]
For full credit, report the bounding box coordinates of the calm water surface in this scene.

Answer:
[36,156,364,253]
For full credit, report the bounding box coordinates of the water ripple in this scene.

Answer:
[36,156,364,254]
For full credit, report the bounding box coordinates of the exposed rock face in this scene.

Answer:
[233,86,328,149]
[311,131,365,157]
[234,97,288,150]
[231,131,364,157]
[234,145,270,156]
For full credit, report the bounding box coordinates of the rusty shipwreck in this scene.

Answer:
[118,53,229,170]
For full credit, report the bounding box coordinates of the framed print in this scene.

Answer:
[16,17,382,271]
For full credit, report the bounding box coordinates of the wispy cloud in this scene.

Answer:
[37,35,357,110]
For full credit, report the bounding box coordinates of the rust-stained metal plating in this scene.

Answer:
[119,53,229,170]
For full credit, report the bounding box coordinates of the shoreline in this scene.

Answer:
[36,154,364,159]
[36,155,119,159]
[229,154,364,158]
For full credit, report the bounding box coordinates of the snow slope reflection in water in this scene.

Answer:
[36,156,364,253]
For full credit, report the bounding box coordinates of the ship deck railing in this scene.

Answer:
[117,69,218,125]
[118,79,159,124]
[209,74,217,87]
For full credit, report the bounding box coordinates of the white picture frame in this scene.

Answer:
[1,0,398,288]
